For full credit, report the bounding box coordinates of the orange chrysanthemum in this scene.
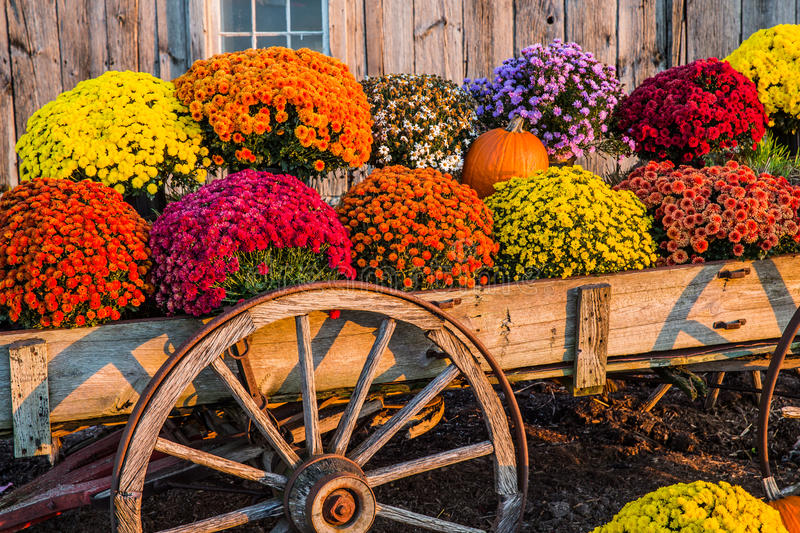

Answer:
[337,166,498,291]
[174,47,373,179]
[0,179,153,328]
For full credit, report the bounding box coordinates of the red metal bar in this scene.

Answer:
[0,430,179,532]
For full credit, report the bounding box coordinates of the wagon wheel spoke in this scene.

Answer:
[330,317,396,455]
[376,503,486,533]
[296,314,323,456]
[365,440,493,487]
[153,437,287,490]
[348,364,461,466]
[156,498,283,533]
[210,357,301,468]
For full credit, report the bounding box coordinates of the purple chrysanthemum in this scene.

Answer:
[464,40,626,160]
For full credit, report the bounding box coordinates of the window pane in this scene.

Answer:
[256,0,287,31]
[290,0,323,31]
[290,33,323,52]
[257,35,289,48]
[221,0,252,32]
[222,35,253,53]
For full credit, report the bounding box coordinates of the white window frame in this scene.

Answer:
[209,0,329,56]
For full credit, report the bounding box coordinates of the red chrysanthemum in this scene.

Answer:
[614,58,767,164]
[616,160,800,265]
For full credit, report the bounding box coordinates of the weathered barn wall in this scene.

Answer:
[1,0,210,191]
[1,0,799,190]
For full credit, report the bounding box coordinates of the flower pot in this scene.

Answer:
[548,155,577,167]
[774,129,800,156]
[124,189,166,222]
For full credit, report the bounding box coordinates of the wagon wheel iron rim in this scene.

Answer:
[111,281,528,533]
[757,304,800,500]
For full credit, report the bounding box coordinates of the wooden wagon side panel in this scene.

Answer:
[2,255,800,432]
[434,256,800,368]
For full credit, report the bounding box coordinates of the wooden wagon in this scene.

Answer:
[2,253,800,533]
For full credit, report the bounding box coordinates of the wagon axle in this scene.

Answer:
[284,455,375,532]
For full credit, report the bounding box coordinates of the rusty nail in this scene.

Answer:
[713,318,747,330]
[718,268,751,280]
[432,297,462,309]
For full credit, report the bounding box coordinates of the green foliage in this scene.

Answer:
[738,131,800,181]
[219,247,338,305]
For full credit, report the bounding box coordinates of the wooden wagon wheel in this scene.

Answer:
[757,304,800,500]
[111,281,528,533]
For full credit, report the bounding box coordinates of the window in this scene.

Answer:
[217,0,328,54]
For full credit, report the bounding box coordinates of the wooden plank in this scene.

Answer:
[741,0,796,41]
[381,0,413,74]
[330,318,395,455]
[669,0,687,66]
[348,364,460,465]
[295,314,322,456]
[565,0,617,174]
[781,406,800,419]
[153,437,287,489]
[158,499,282,533]
[8,339,51,458]
[463,0,514,78]
[686,0,741,61]
[364,0,384,76]
[57,0,108,91]
[329,0,367,79]
[2,256,800,432]
[366,441,494,487]
[641,383,671,412]
[307,173,351,205]
[704,371,726,410]
[376,504,485,533]
[106,0,139,70]
[138,0,158,75]
[6,0,63,144]
[413,0,464,81]
[188,0,206,63]
[165,0,189,79]
[572,284,611,396]
[156,0,170,78]
[426,328,518,498]
[513,0,564,53]
[617,0,661,93]
[751,369,762,404]
[329,0,349,71]
[0,2,16,191]
[565,0,616,66]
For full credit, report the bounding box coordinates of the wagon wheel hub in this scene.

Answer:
[284,454,375,532]
[322,489,357,524]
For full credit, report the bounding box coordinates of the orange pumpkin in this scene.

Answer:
[461,116,549,198]
[770,496,800,532]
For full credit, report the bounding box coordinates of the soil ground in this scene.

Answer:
[2,371,799,532]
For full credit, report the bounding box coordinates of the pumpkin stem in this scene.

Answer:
[507,116,526,133]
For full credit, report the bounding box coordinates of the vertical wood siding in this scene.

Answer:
[1,0,799,189]
[1,0,200,190]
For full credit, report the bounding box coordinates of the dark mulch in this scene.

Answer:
[3,370,799,532]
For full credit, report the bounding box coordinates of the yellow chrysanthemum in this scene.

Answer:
[593,481,788,532]
[485,165,657,280]
[726,24,800,132]
[16,70,213,197]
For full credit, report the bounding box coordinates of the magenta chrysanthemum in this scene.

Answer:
[150,169,354,316]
